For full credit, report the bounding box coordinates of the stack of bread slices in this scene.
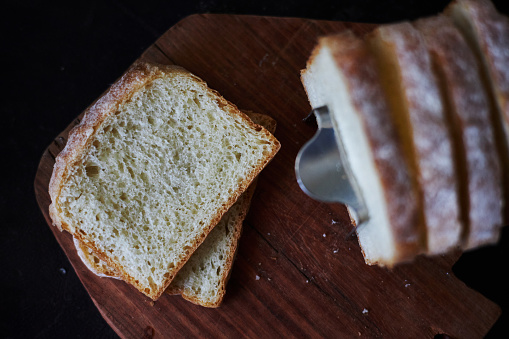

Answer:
[73,110,277,307]
[301,0,508,267]
[48,62,280,306]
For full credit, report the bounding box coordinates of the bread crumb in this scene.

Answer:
[259,53,269,67]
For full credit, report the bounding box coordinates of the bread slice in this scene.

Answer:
[445,0,509,222]
[366,22,462,255]
[48,62,280,300]
[414,15,503,249]
[301,31,422,267]
[74,112,276,307]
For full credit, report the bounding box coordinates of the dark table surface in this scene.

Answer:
[3,1,509,338]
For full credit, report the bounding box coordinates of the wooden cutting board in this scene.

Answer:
[34,14,501,338]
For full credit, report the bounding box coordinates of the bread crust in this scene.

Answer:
[415,15,503,249]
[48,62,280,300]
[73,237,121,279]
[303,32,423,266]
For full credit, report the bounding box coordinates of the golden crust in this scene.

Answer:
[48,62,280,300]
[74,237,120,278]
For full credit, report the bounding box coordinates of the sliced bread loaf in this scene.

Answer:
[366,22,462,255]
[414,15,503,249]
[48,62,280,300]
[445,0,509,222]
[74,112,276,307]
[301,31,422,267]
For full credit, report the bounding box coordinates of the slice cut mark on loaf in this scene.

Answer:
[301,31,422,267]
[74,112,276,307]
[445,0,509,223]
[414,15,503,249]
[48,62,280,300]
[366,22,462,255]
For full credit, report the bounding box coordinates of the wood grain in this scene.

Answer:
[34,14,500,338]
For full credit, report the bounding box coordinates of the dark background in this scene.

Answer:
[2,1,508,338]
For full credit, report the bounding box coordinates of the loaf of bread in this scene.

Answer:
[414,15,503,249]
[48,62,280,300]
[74,112,277,307]
[301,31,422,267]
[300,0,507,266]
[366,22,462,255]
[445,0,509,222]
